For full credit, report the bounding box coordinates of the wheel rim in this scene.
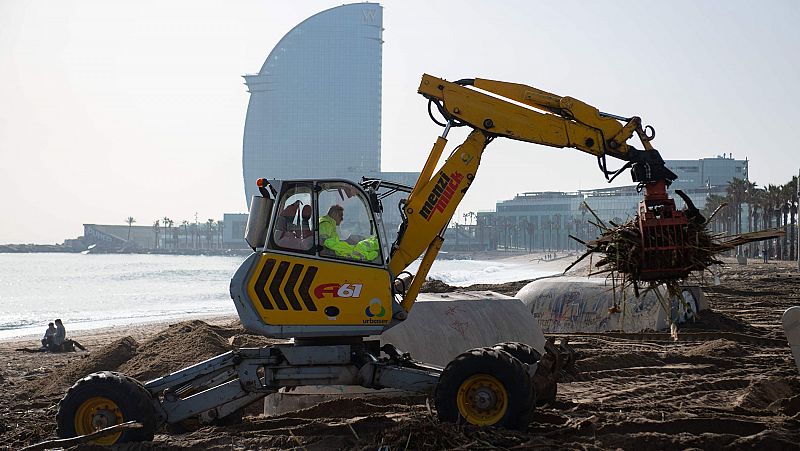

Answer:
[74,396,124,445]
[456,374,508,425]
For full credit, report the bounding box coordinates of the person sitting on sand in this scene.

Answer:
[47,319,86,352]
[51,319,66,352]
[40,322,56,350]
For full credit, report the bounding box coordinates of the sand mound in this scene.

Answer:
[419,278,536,297]
[681,310,762,334]
[420,279,456,293]
[34,336,139,397]
[736,377,799,411]
[772,394,800,416]
[28,320,279,399]
[684,339,748,358]
[118,320,232,382]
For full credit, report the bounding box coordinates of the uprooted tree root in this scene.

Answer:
[566,202,785,302]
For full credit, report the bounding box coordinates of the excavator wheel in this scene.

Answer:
[56,371,156,445]
[492,341,556,406]
[492,341,542,365]
[435,347,533,429]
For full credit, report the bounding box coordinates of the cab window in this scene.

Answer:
[317,182,382,264]
[270,184,314,253]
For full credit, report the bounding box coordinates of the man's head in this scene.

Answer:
[327,205,344,225]
[48,322,54,328]
[55,319,62,325]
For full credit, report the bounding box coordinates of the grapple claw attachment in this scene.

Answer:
[637,180,692,281]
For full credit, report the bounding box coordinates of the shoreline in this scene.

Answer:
[0,244,252,256]
[0,314,240,348]
[0,250,578,343]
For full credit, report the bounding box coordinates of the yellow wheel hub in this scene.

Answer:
[456,374,508,425]
[74,396,124,445]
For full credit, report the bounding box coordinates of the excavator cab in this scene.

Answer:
[234,177,403,339]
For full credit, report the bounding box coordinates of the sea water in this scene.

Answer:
[0,253,555,339]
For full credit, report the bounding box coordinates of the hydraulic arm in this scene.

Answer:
[390,75,684,311]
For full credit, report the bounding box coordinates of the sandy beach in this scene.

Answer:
[1,255,799,450]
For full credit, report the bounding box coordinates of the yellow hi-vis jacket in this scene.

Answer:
[319,215,379,261]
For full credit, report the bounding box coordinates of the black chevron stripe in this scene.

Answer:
[269,261,290,310]
[283,264,303,311]
[256,258,276,310]
[299,266,318,311]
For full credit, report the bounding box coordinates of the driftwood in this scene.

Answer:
[567,201,786,300]
[716,228,787,250]
[21,421,142,451]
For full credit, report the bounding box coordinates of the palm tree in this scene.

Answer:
[766,184,784,258]
[703,194,727,234]
[746,185,763,256]
[162,217,173,249]
[152,220,161,249]
[181,220,190,249]
[206,219,216,249]
[526,220,536,252]
[726,177,748,236]
[578,202,589,242]
[462,213,470,251]
[519,218,528,252]
[543,218,551,251]
[216,220,224,248]
[125,216,136,242]
[781,183,794,260]
[788,176,798,260]
[553,214,562,251]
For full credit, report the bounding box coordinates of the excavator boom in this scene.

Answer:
[390,75,688,309]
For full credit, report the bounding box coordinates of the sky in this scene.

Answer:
[1,0,798,244]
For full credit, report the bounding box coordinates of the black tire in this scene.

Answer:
[492,342,542,365]
[435,347,534,429]
[56,371,157,444]
[492,342,555,406]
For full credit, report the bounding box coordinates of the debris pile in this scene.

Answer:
[569,202,785,300]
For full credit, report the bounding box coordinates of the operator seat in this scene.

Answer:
[274,201,313,252]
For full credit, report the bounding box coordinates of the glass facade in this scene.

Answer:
[669,157,748,190]
[242,3,384,205]
[473,157,749,252]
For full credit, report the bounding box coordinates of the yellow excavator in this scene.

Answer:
[56,74,692,443]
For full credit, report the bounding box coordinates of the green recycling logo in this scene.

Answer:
[365,298,386,318]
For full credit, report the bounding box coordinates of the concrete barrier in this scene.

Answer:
[516,277,706,334]
[380,291,547,364]
[783,306,800,373]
